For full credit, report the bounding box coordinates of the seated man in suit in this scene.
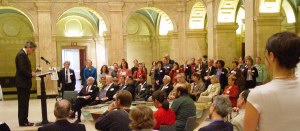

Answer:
[159,75,173,96]
[38,99,86,131]
[100,76,119,102]
[199,95,233,131]
[135,75,152,101]
[119,75,136,101]
[73,77,99,123]
[58,61,76,98]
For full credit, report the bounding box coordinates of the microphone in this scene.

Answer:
[41,57,50,65]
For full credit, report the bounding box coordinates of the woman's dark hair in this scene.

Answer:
[266,32,300,69]
[152,91,169,110]
[100,65,109,74]
[192,73,201,80]
[152,61,157,66]
[174,62,179,69]
[121,61,129,69]
[156,61,163,67]
[240,89,250,102]
[217,60,225,68]
[232,60,239,66]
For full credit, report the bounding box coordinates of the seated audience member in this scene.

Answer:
[171,86,196,131]
[168,83,186,100]
[245,32,300,131]
[95,90,132,130]
[199,96,233,131]
[231,90,250,131]
[119,75,136,100]
[197,75,221,103]
[136,75,152,101]
[90,76,107,105]
[190,73,206,101]
[152,90,176,130]
[175,73,191,92]
[98,76,119,103]
[38,99,86,131]
[73,77,99,123]
[129,105,156,131]
[222,75,239,107]
[159,75,173,96]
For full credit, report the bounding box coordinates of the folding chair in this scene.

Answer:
[185,116,197,131]
[159,124,176,131]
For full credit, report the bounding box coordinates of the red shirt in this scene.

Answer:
[154,107,176,130]
[169,68,184,84]
[222,85,239,107]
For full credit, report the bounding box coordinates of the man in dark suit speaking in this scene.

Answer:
[38,99,86,131]
[15,40,37,127]
[58,61,76,97]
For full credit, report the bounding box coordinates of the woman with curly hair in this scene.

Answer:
[129,105,156,131]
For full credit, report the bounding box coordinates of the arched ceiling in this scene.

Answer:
[60,7,99,28]
[136,9,159,27]
[0,7,35,32]
[135,7,174,35]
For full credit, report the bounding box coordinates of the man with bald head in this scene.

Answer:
[38,99,86,131]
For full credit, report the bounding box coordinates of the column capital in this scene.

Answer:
[176,3,186,12]
[35,2,51,11]
[186,30,207,38]
[108,2,124,12]
[256,14,284,26]
[215,23,238,33]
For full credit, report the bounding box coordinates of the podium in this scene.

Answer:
[36,72,52,126]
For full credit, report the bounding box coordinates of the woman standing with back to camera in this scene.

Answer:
[244,32,300,131]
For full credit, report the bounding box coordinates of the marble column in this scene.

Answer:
[244,0,256,57]
[215,23,238,65]
[176,3,187,61]
[204,0,217,58]
[256,14,283,59]
[108,2,124,64]
[35,2,57,95]
[186,30,207,58]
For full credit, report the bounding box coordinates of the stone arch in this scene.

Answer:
[53,6,110,35]
[189,1,207,29]
[0,6,35,32]
[124,6,177,34]
[217,0,240,23]
[282,0,296,23]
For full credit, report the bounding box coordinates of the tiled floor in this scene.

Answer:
[0,98,210,131]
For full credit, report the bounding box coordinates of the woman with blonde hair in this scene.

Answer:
[197,75,221,103]
[129,105,156,131]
